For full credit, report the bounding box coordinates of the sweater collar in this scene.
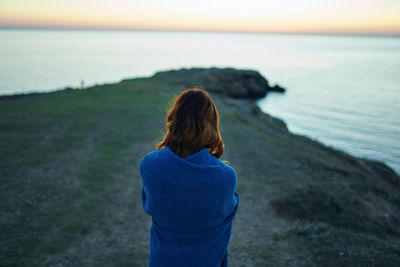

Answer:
[165,146,218,165]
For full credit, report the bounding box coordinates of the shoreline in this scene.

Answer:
[1,69,398,177]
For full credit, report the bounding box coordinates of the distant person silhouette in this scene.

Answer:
[139,88,239,267]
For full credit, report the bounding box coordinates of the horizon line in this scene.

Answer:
[1,25,400,38]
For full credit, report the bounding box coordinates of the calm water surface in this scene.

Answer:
[0,30,399,174]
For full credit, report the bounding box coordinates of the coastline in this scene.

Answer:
[1,67,396,177]
[1,67,399,266]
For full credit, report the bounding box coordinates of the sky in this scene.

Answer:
[1,0,400,35]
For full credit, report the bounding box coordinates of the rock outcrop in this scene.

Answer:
[153,67,285,99]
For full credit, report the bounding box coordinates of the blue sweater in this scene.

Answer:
[139,146,239,267]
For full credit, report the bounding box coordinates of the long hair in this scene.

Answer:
[155,88,225,159]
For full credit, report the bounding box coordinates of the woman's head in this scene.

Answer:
[155,88,224,159]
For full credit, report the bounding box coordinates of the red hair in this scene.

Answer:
[155,88,225,159]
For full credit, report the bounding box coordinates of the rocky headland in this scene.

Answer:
[0,67,399,266]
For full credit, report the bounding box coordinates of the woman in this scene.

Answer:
[139,88,239,267]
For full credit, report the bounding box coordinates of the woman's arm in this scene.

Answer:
[223,168,239,219]
[139,156,152,216]
[141,186,151,215]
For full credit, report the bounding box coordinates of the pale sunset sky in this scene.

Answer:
[1,0,399,34]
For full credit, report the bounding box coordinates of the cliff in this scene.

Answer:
[0,67,399,266]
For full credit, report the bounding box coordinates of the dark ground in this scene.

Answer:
[1,70,400,266]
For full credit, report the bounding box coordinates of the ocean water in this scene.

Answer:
[0,29,399,174]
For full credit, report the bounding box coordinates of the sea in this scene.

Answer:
[0,29,399,174]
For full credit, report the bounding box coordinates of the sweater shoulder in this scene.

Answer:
[139,149,163,173]
[212,160,237,188]
[223,164,237,186]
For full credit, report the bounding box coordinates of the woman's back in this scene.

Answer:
[140,146,239,266]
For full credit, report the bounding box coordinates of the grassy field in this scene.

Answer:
[1,72,400,266]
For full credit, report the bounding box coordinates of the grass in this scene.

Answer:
[0,83,170,265]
